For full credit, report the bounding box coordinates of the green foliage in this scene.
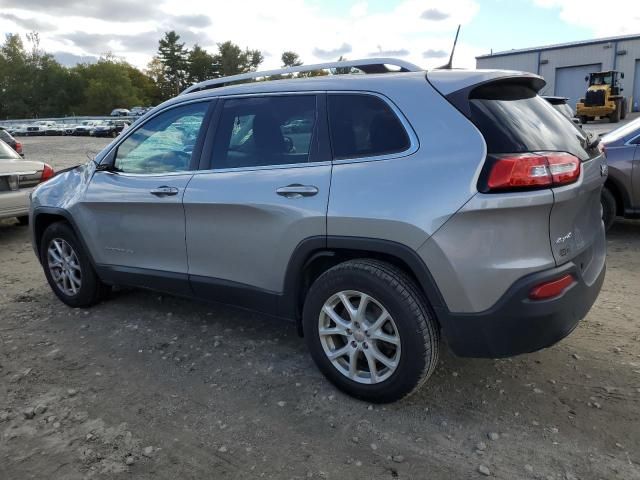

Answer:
[187,44,218,83]
[157,31,189,96]
[281,51,302,68]
[0,31,265,119]
[214,41,263,77]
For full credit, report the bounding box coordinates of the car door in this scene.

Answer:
[633,135,640,208]
[76,100,212,294]
[183,93,331,314]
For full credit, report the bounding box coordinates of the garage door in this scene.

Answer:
[555,63,602,110]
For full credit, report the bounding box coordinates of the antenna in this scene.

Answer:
[437,24,461,69]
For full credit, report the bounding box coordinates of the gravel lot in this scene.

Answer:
[1,136,640,479]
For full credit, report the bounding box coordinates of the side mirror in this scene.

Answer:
[584,75,589,82]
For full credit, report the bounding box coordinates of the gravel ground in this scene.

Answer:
[1,136,640,479]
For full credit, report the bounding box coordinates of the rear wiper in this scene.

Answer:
[586,132,600,149]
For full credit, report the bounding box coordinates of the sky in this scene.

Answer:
[0,0,639,71]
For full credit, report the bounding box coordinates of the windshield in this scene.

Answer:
[591,74,612,86]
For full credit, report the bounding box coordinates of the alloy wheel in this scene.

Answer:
[318,290,401,384]
[47,238,82,296]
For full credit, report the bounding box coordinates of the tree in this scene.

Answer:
[187,44,218,84]
[71,57,144,115]
[0,34,29,118]
[213,41,263,77]
[157,31,189,96]
[281,51,302,68]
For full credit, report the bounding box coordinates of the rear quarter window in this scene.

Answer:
[469,84,596,161]
[328,94,410,159]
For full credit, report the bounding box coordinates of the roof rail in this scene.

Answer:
[181,58,422,95]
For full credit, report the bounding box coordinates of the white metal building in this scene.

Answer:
[476,34,640,111]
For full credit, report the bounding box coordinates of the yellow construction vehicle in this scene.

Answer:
[576,70,628,123]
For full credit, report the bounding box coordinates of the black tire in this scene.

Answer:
[579,115,588,124]
[16,215,29,226]
[620,98,627,119]
[609,100,621,123]
[601,187,617,232]
[40,222,109,308]
[302,259,440,403]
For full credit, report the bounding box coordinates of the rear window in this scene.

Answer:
[328,94,410,159]
[469,84,595,161]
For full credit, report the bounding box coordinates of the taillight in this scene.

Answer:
[483,152,581,192]
[40,163,55,183]
[15,142,23,154]
[529,274,575,300]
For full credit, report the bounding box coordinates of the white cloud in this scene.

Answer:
[533,0,640,36]
[0,0,482,70]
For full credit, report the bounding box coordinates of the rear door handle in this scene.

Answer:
[150,186,179,196]
[276,184,319,198]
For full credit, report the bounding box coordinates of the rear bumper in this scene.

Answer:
[0,190,31,220]
[438,260,606,358]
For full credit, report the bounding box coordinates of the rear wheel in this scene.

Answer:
[579,115,588,124]
[40,222,109,307]
[601,187,617,232]
[302,259,439,403]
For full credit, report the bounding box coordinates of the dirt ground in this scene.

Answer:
[1,136,640,480]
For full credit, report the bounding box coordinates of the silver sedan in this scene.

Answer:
[0,139,54,225]
[600,117,640,230]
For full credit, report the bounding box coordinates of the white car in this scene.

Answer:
[25,121,58,136]
[0,140,54,224]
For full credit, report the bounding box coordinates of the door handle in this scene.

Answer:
[150,186,179,196]
[276,184,319,198]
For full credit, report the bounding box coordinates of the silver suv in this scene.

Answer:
[30,59,607,403]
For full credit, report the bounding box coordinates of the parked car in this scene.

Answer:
[110,108,130,117]
[1,139,53,224]
[91,120,130,138]
[63,124,77,136]
[129,106,146,116]
[8,124,28,136]
[45,123,66,136]
[73,121,98,136]
[600,116,640,230]
[25,121,57,136]
[542,96,581,127]
[0,129,24,156]
[29,60,606,402]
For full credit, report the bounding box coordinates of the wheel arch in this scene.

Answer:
[604,176,628,216]
[33,207,96,267]
[281,236,446,335]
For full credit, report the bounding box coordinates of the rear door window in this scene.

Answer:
[328,94,410,160]
[469,84,597,160]
[211,95,317,169]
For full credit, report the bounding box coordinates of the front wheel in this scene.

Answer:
[40,222,109,307]
[303,259,440,403]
